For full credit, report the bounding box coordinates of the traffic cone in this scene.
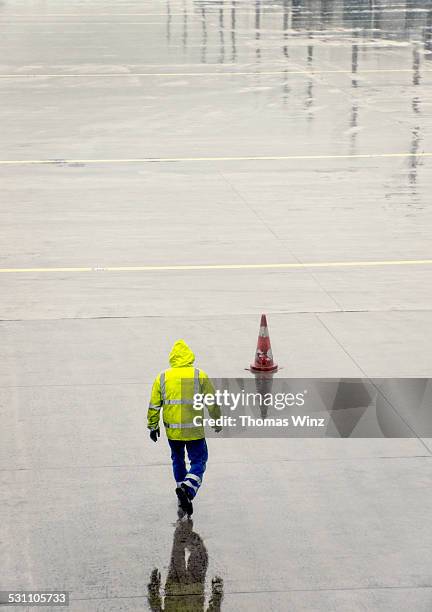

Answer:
[250,314,278,373]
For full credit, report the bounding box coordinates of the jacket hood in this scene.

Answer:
[169,339,195,368]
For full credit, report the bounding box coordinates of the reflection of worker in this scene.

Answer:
[148,340,221,516]
[147,519,224,612]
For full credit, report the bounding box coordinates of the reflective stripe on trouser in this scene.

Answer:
[168,438,208,499]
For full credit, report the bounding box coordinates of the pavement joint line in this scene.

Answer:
[1,259,432,274]
[316,313,368,377]
[0,10,428,17]
[370,382,432,455]
[1,68,431,77]
[2,456,431,472]
[44,584,432,602]
[0,13,199,17]
[0,382,149,388]
[2,308,432,325]
[0,13,244,17]
[0,152,431,166]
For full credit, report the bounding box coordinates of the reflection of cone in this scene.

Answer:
[255,372,274,417]
[250,314,278,373]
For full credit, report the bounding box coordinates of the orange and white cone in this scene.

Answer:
[250,314,278,373]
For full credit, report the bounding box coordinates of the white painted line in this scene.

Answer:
[0,152,430,166]
[1,260,432,274]
[0,69,430,78]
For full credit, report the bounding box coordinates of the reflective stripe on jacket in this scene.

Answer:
[147,339,221,441]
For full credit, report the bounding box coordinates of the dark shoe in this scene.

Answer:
[177,498,186,519]
[176,484,193,516]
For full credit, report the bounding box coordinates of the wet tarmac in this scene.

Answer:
[1,1,432,610]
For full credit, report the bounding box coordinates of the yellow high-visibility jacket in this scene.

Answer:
[147,339,221,441]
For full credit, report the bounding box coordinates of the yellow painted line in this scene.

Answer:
[0,152,431,166]
[0,69,430,78]
[1,260,432,274]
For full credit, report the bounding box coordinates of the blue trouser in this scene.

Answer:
[168,438,208,499]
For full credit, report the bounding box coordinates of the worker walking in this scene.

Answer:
[148,340,221,517]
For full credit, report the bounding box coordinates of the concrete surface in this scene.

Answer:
[1,0,432,610]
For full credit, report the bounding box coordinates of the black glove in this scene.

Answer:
[149,428,160,443]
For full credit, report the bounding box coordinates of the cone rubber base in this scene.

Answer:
[250,364,278,373]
